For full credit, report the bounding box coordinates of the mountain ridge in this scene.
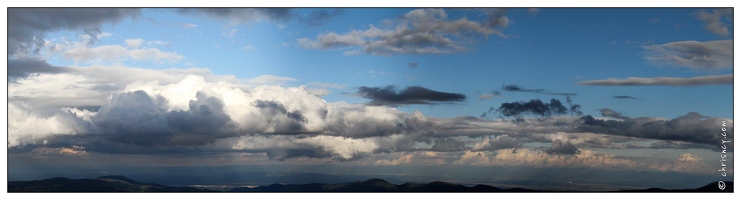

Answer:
[8,175,733,193]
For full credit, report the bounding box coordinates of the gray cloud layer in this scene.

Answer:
[175,8,343,27]
[482,98,582,120]
[579,112,733,146]
[545,139,580,155]
[613,95,638,99]
[471,135,521,151]
[578,74,732,86]
[693,9,733,37]
[8,70,734,163]
[298,8,509,55]
[643,40,732,70]
[429,138,466,152]
[7,8,141,56]
[598,108,630,120]
[8,58,71,79]
[356,85,466,106]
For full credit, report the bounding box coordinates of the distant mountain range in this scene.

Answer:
[8,175,210,192]
[8,175,733,193]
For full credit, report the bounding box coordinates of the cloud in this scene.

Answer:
[471,135,521,151]
[245,75,299,85]
[7,101,92,147]
[455,148,716,174]
[29,146,89,156]
[7,62,734,163]
[429,138,466,151]
[372,151,450,166]
[501,84,576,97]
[578,112,733,146]
[7,8,141,56]
[456,149,643,170]
[59,42,183,64]
[223,29,238,38]
[498,85,581,115]
[253,100,308,124]
[356,85,466,106]
[598,108,630,120]
[9,71,434,160]
[37,35,182,65]
[300,9,344,26]
[478,94,496,100]
[613,95,638,99]
[298,8,509,55]
[527,8,540,14]
[307,82,346,89]
[147,40,170,47]
[366,70,396,78]
[124,38,144,48]
[649,153,714,174]
[577,74,733,86]
[526,132,644,150]
[175,8,342,27]
[693,8,733,37]
[643,40,732,70]
[649,18,662,23]
[374,153,415,165]
[242,45,255,51]
[545,139,580,155]
[183,23,197,28]
[408,63,419,69]
[218,134,425,161]
[484,98,581,120]
[176,8,293,25]
[8,58,72,79]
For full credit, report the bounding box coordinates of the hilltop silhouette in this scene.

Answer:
[8,176,733,193]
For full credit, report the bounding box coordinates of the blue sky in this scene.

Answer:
[5,7,735,190]
[42,8,732,119]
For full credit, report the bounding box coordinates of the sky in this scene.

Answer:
[3,7,736,191]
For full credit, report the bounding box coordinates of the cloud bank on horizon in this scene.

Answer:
[5,8,734,177]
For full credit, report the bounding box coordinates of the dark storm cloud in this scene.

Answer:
[356,85,466,106]
[482,98,581,120]
[578,112,733,146]
[408,63,419,69]
[498,84,581,116]
[92,91,173,144]
[578,74,732,86]
[253,100,308,123]
[501,84,577,97]
[176,8,342,27]
[166,92,239,135]
[598,108,630,120]
[545,139,580,155]
[7,8,141,55]
[8,58,71,79]
[429,138,466,152]
[502,84,544,93]
[93,90,240,147]
[613,95,638,99]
